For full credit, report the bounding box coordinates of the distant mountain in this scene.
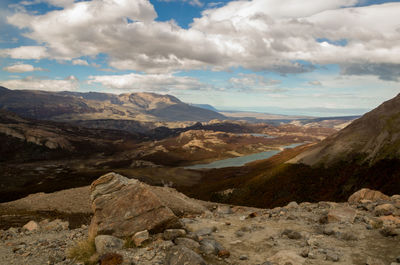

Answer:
[0,87,226,123]
[290,93,400,166]
[192,104,219,112]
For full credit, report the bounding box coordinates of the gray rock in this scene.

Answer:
[94,235,124,255]
[164,229,186,241]
[174,237,200,251]
[239,254,248,260]
[200,238,223,255]
[195,227,217,237]
[166,245,207,265]
[326,251,340,262]
[282,229,302,239]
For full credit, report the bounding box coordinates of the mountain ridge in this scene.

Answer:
[0,87,226,122]
[289,93,400,166]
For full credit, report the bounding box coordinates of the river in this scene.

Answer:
[185,143,303,169]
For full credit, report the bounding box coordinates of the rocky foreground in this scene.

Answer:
[0,173,399,265]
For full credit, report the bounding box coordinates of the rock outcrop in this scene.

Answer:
[89,173,180,238]
[1,178,399,265]
[348,188,390,203]
[88,173,207,238]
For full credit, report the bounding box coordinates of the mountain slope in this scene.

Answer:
[0,87,226,122]
[290,93,400,166]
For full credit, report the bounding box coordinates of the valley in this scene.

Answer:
[0,86,342,204]
[0,88,399,265]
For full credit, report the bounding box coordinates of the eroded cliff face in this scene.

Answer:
[0,173,399,265]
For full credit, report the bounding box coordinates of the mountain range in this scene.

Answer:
[0,87,225,123]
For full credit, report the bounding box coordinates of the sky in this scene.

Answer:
[0,0,400,116]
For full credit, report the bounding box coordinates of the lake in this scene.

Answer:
[185,143,303,169]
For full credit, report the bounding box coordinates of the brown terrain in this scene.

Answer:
[0,91,337,203]
[0,88,399,265]
[0,173,399,265]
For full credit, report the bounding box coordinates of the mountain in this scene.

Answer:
[192,103,219,112]
[0,87,226,123]
[290,93,400,166]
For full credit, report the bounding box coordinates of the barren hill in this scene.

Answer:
[0,87,225,123]
[290,93,400,166]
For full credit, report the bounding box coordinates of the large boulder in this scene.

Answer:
[88,173,181,238]
[348,188,390,203]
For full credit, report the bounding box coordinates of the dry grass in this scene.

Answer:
[67,238,97,265]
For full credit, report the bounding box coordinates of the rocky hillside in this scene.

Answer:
[290,93,400,166]
[0,173,399,265]
[0,86,225,123]
[0,109,142,162]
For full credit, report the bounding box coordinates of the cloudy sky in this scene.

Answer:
[0,0,399,116]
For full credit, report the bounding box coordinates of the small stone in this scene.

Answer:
[42,219,69,231]
[23,221,39,232]
[235,231,244,237]
[267,250,306,264]
[286,201,299,208]
[218,249,230,258]
[200,239,223,255]
[166,245,207,265]
[301,249,309,258]
[95,235,124,255]
[216,205,232,214]
[326,251,340,262]
[282,229,302,239]
[195,227,217,237]
[337,231,358,241]
[164,229,186,241]
[323,227,336,236]
[248,212,259,218]
[379,226,399,237]
[239,254,249,260]
[98,253,123,265]
[132,230,149,247]
[327,207,357,223]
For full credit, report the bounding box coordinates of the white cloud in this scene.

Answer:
[308,80,322,86]
[88,73,206,92]
[1,76,79,91]
[0,46,48,59]
[158,0,203,7]
[3,0,400,80]
[17,0,75,8]
[72,59,89,66]
[229,73,281,92]
[3,63,46,73]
